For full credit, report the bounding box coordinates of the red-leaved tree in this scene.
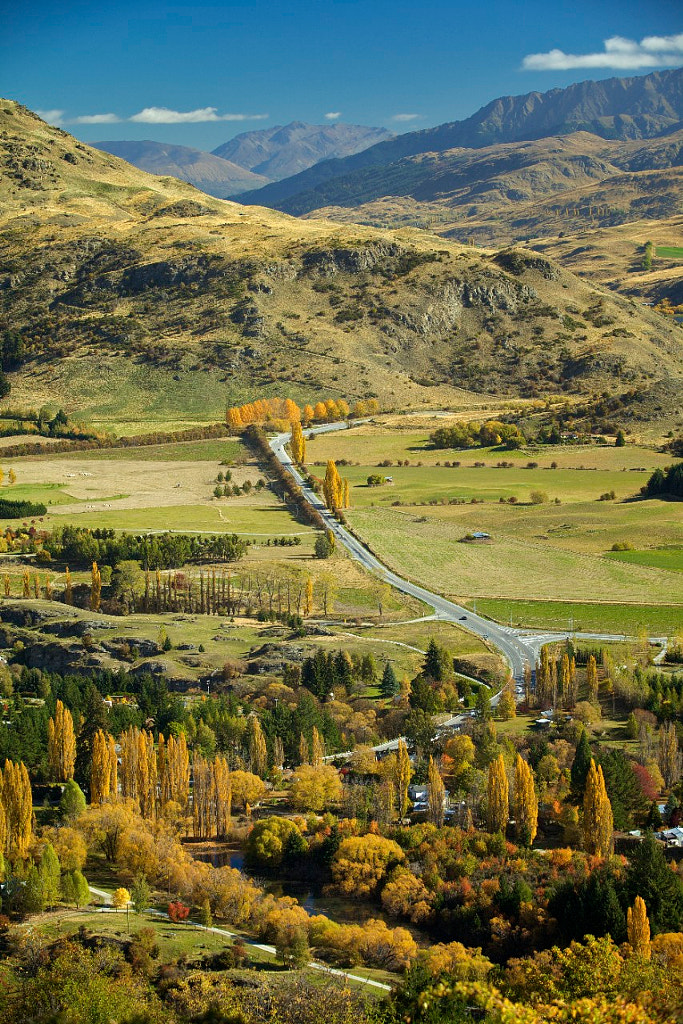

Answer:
[168,901,190,923]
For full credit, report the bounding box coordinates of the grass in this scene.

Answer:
[51,439,247,462]
[605,547,683,572]
[475,598,683,636]
[655,246,683,259]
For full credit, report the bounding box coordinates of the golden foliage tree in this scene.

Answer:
[658,721,681,787]
[22,569,30,599]
[47,700,76,782]
[290,419,306,464]
[310,726,324,768]
[586,654,599,702]
[290,764,342,811]
[298,732,309,766]
[486,754,509,834]
[514,754,538,846]
[428,756,445,827]
[2,759,33,859]
[247,715,268,777]
[395,738,412,821]
[323,460,343,511]
[90,561,102,611]
[90,729,118,804]
[627,895,651,960]
[583,758,613,857]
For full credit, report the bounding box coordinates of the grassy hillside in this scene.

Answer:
[1,99,681,435]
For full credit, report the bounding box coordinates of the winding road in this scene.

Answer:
[270,421,664,684]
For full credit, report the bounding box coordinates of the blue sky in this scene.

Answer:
[1,0,681,151]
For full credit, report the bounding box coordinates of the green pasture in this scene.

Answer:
[37,501,312,536]
[605,547,683,572]
[475,598,683,636]
[347,502,683,605]
[655,246,683,259]
[51,438,246,462]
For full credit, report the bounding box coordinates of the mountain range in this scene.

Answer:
[238,68,683,210]
[1,97,681,434]
[94,122,393,198]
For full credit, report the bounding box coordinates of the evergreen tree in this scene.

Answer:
[475,686,492,721]
[381,662,399,699]
[626,831,683,934]
[72,869,90,908]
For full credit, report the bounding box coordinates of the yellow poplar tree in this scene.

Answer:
[64,566,73,605]
[3,759,33,859]
[627,896,651,960]
[3,574,10,598]
[586,654,598,702]
[298,732,310,766]
[290,420,306,464]
[428,756,445,827]
[486,754,509,834]
[22,569,30,599]
[213,756,232,839]
[248,715,268,777]
[8,469,15,485]
[583,759,613,857]
[395,739,412,820]
[323,460,343,510]
[47,700,76,782]
[91,729,117,804]
[90,562,102,612]
[311,726,324,768]
[304,577,313,617]
[514,754,538,846]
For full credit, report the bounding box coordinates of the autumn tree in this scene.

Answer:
[627,896,651,959]
[90,729,118,804]
[90,561,102,611]
[229,770,266,810]
[497,689,516,720]
[310,726,324,768]
[247,714,268,777]
[112,887,130,911]
[331,834,405,898]
[428,756,446,827]
[290,420,306,464]
[64,566,73,605]
[514,754,538,846]
[290,765,341,811]
[586,654,599,702]
[486,754,509,834]
[47,699,76,782]
[394,738,412,820]
[583,759,614,858]
[3,759,33,858]
[658,721,681,787]
[323,460,343,510]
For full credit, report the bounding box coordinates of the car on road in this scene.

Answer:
[459,615,467,620]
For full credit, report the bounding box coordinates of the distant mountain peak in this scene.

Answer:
[212,121,395,181]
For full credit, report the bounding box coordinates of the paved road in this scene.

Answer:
[270,421,662,682]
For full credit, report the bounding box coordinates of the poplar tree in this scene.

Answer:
[47,700,76,782]
[571,727,592,798]
[514,754,538,846]
[213,756,231,839]
[290,420,306,464]
[627,895,651,959]
[304,577,313,617]
[586,654,599,702]
[395,738,412,820]
[22,569,30,599]
[90,561,102,612]
[311,726,324,768]
[428,756,445,827]
[323,460,343,510]
[3,759,33,859]
[658,721,681,787]
[38,842,61,908]
[583,758,614,858]
[486,754,509,835]
[298,732,309,766]
[248,715,268,777]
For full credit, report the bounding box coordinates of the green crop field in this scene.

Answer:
[51,438,247,462]
[474,599,683,636]
[34,501,310,536]
[655,246,683,259]
[605,547,683,572]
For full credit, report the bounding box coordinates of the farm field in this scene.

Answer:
[605,547,683,572]
[475,598,683,636]
[655,246,683,258]
[304,422,683,618]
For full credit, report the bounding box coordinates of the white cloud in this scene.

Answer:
[522,33,683,71]
[71,113,120,124]
[325,111,342,120]
[130,106,268,123]
[392,113,420,122]
[36,109,65,126]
